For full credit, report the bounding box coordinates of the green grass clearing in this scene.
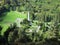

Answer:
[0,11,27,35]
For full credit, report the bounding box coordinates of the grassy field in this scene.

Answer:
[0,11,27,35]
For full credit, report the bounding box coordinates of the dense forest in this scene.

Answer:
[0,0,60,45]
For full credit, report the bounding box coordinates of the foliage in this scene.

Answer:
[7,19,60,44]
[0,0,60,45]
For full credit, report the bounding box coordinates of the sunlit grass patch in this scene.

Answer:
[0,11,27,35]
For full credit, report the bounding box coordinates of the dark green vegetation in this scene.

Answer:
[0,0,60,45]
